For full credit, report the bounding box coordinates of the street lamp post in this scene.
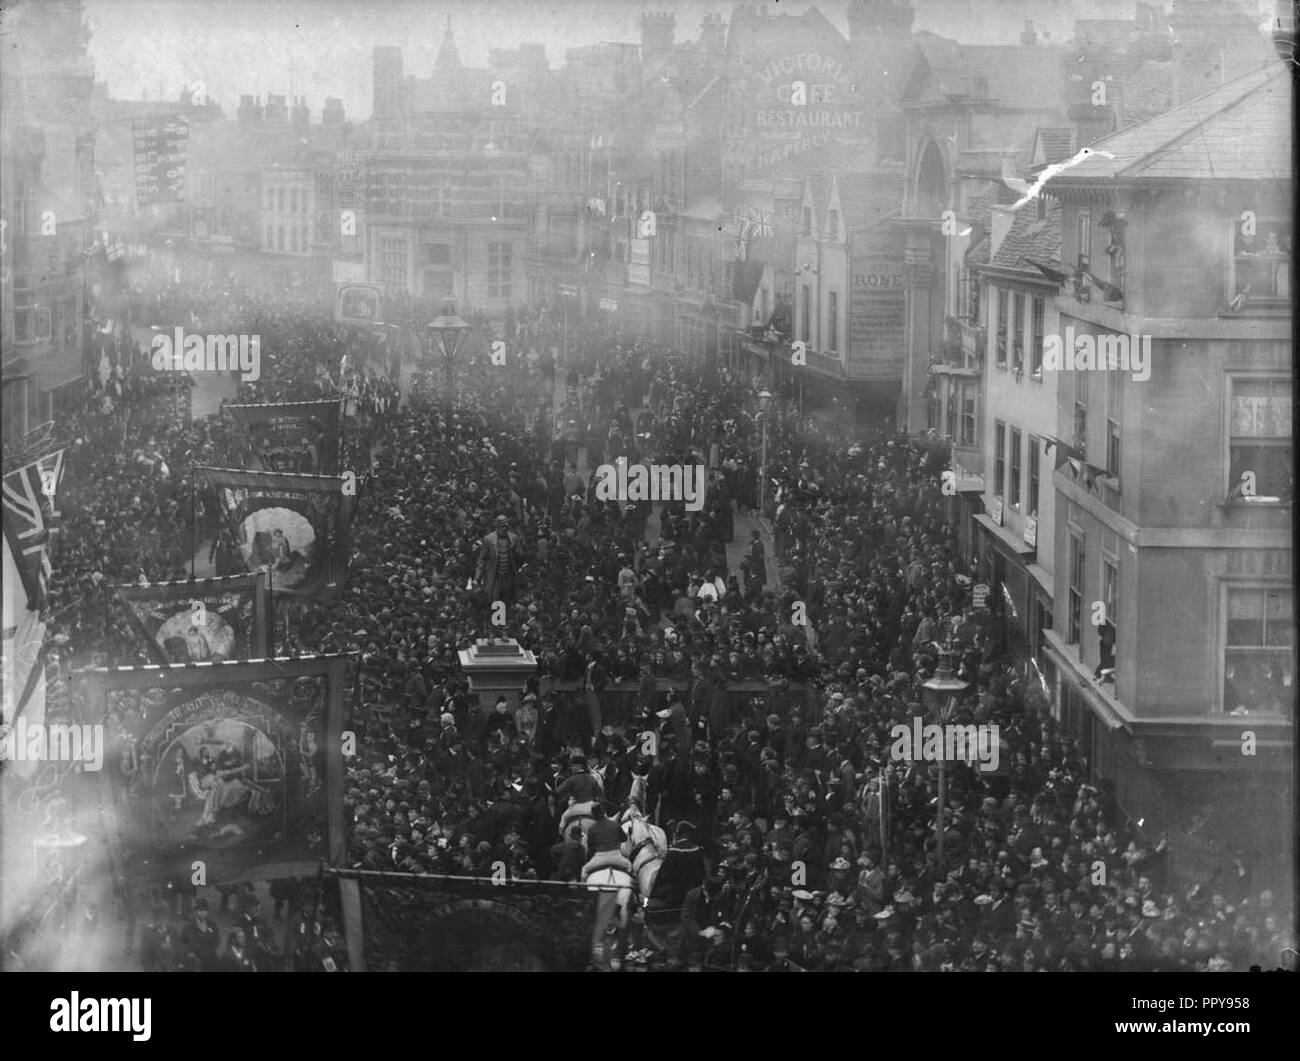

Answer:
[921,635,970,873]
[757,389,773,518]
[427,295,471,411]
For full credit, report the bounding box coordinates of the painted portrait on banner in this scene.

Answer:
[199,467,354,603]
[90,664,339,884]
[239,507,317,591]
[113,574,271,666]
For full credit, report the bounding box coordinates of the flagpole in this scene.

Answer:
[265,568,275,658]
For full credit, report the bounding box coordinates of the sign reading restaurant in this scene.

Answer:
[732,50,865,169]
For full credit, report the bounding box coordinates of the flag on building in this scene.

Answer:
[2,445,65,775]
[2,445,66,613]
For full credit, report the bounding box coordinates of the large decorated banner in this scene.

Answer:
[78,655,349,885]
[198,467,355,603]
[335,281,384,325]
[113,572,272,666]
[223,400,343,476]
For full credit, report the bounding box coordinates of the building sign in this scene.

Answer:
[848,229,906,378]
[728,50,865,170]
[336,150,362,209]
[989,497,1004,525]
[132,114,189,207]
[332,260,367,283]
[973,583,990,609]
[628,238,651,287]
[1024,515,1037,548]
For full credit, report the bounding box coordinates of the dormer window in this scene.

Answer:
[802,206,812,235]
[1232,213,1291,306]
[827,209,839,239]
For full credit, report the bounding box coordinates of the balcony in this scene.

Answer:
[960,320,986,364]
[949,441,984,491]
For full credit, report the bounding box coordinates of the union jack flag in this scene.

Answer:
[742,208,775,241]
[2,446,67,613]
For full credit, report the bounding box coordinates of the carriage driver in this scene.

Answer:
[580,802,633,880]
[557,754,604,836]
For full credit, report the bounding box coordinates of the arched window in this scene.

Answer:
[916,141,946,219]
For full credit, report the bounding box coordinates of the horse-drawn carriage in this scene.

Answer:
[559,797,671,970]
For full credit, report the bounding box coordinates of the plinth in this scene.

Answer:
[458,637,538,713]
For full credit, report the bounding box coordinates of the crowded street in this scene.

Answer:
[1,0,1293,981]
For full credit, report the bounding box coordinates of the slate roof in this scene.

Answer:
[1117,61,1174,125]
[962,181,1020,229]
[1034,127,1076,166]
[1046,63,1289,184]
[906,34,1067,106]
[988,197,1062,272]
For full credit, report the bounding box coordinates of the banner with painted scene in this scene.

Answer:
[335,281,384,325]
[112,572,272,666]
[224,400,343,475]
[78,655,349,885]
[198,467,355,603]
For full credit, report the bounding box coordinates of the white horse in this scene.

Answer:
[586,866,636,967]
[620,807,667,902]
[559,799,600,843]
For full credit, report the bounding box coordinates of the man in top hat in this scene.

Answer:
[475,514,526,606]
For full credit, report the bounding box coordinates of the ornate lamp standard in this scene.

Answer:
[426,295,471,411]
[921,631,969,871]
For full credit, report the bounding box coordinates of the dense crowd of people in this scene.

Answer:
[17,268,1293,972]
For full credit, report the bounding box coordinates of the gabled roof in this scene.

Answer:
[988,198,1062,272]
[1046,63,1289,184]
[803,174,831,225]
[966,197,1063,277]
[1031,127,1075,167]
[905,34,1066,107]
[436,18,462,71]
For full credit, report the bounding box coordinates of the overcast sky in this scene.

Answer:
[78,0,1270,120]
[82,0,726,119]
